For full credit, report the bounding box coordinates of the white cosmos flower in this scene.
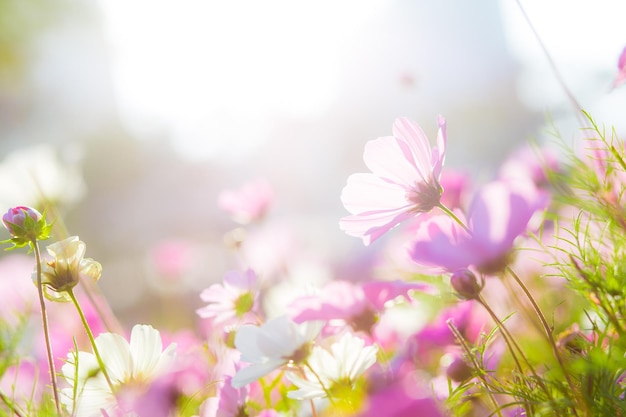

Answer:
[231,316,322,389]
[61,324,176,417]
[287,333,378,400]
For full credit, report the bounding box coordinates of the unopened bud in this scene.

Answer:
[446,356,473,382]
[450,268,483,300]
[2,206,51,247]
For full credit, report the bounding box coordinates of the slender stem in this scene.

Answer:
[447,320,503,417]
[506,266,580,415]
[477,296,553,402]
[67,289,115,392]
[0,390,25,417]
[32,241,61,415]
[514,0,587,128]
[309,399,318,417]
[437,202,471,233]
[476,297,524,377]
[304,362,335,403]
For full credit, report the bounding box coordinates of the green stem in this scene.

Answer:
[506,266,581,416]
[514,0,587,128]
[0,390,25,417]
[437,203,471,233]
[447,320,503,417]
[32,241,61,415]
[67,289,115,392]
[477,296,553,403]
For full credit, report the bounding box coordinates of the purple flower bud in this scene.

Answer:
[446,356,473,382]
[3,206,41,234]
[450,268,483,300]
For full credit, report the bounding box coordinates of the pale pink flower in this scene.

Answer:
[612,45,626,89]
[196,269,258,325]
[218,179,273,224]
[288,280,432,335]
[409,180,546,275]
[340,116,447,245]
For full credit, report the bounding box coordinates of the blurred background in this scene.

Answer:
[0,0,625,329]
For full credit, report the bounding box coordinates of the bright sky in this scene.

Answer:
[96,1,626,160]
[97,0,386,161]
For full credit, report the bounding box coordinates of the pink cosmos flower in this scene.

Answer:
[218,179,273,224]
[288,280,433,335]
[340,116,447,245]
[196,269,258,326]
[612,45,626,89]
[409,180,546,275]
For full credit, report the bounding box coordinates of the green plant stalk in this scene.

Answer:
[506,266,581,416]
[0,389,25,417]
[67,289,115,393]
[32,241,62,415]
[437,202,470,233]
[477,296,554,403]
[447,320,503,417]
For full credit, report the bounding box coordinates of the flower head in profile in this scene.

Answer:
[196,269,258,326]
[340,116,447,245]
[231,316,322,388]
[61,324,176,417]
[35,236,102,301]
[287,333,377,403]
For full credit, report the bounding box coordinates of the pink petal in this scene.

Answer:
[340,173,411,214]
[363,136,425,186]
[392,118,433,179]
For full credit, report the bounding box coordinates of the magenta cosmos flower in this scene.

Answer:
[340,116,447,245]
[408,180,546,275]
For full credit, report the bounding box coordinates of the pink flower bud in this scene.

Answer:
[2,206,50,246]
[450,268,483,300]
[3,206,41,234]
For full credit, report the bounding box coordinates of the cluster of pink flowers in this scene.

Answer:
[2,44,626,415]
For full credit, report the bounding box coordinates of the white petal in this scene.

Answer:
[230,358,285,388]
[129,324,164,380]
[95,332,132,385]
[234,325,264,363]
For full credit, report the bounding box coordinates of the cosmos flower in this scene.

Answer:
[286,332,377,400]
[60,324,176,417]
[288,280,432,335]
[196,269,259,325]
[340,116,447,245]
[231,316,322,389]
[409,180,546,275]
[36,236,102,301]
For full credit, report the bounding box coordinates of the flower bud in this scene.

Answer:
[450,268,483,300]
[446,356,473,382]
[2,206,51,246]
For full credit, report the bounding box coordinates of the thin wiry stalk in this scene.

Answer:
[32,241,62,415]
